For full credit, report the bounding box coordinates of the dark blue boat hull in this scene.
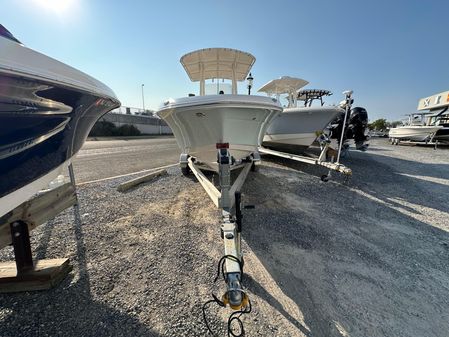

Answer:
[0,73,120,199]
[434,126,449,142]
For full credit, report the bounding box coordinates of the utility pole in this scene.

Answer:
[141,84,145,112]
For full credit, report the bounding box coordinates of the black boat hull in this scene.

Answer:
[0,73,120,203]
[434,126,449,142]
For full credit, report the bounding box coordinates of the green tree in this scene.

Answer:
[368,118,388,131]
[388,120,402,128]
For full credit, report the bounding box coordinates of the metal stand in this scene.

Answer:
[10,221,33,273]
[336,90,353,165]
[68,163,82,229]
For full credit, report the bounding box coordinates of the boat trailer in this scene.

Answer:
[259,91,355,182]
[180,146,254,335]
[389,135,441,149]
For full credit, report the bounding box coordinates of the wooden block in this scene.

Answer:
[117,168,167,192]
[0,258,72,293]
[0,183,77,249]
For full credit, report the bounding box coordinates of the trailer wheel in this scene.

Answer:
[251,162,257,172]
[181,165,190,176]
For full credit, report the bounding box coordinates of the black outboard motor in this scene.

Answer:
[349,107,369,150]
[329,106,369,151]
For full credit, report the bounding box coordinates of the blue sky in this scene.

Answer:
[3,0,449,121]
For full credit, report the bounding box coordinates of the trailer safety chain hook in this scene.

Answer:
[202,255,252,337]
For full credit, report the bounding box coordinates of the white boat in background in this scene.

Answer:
[157,48,282,171]
[258,77,343,153]
[389,113,442,143]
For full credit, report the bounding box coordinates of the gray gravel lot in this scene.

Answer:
[1,138,448,337]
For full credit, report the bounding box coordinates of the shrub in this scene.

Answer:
[89,121,141,137]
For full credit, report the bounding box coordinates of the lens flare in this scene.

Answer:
[32,0,76,14]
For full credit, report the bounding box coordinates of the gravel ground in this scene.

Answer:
[1,138,448,337]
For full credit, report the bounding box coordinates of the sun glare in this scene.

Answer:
[32,0,76,14]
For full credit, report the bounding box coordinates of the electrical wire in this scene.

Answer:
[202,255,250,337]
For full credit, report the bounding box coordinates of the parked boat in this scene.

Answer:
[258,77,343,153]
[157,48,282,171]
[389,113,442,143]
[0,25,120,217]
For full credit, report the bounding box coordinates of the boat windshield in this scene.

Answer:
[0,24,22,44]
[205,81,232,95]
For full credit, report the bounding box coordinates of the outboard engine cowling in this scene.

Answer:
[329,106,369,151]
[349,107,369,150]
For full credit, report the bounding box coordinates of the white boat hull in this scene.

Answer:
[263,106,342,152]
[389,126,443,142]
[157,95,281,170]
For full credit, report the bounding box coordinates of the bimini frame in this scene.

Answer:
[180,48,255,96]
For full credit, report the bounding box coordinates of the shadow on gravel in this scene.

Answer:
[261,154,345,183]
[0,294,161,337]
[263,145,449,217]
[0,213,161,337]
[347,149,449,216]
[245,273,311,336]
[241,155,449,336]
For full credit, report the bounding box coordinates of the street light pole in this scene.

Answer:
[247,73,253,95]
[141,84,145,112]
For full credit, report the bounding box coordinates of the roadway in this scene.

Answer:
[72,137,179,183]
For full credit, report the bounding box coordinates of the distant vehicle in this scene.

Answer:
[0,24,120,217]
[369,130,387,137]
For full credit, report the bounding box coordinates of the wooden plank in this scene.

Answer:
[116,168,167,192]
[0,258,72,293]
[0,183,77,249]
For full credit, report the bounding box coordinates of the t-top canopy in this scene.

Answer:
[180,48,255,82]
[257,76,309,95]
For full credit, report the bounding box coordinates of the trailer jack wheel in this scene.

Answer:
[251,162,257,172]
[181,165,190,176]
[321,174,329,182]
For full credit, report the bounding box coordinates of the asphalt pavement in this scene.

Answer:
[72,137,179,183]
